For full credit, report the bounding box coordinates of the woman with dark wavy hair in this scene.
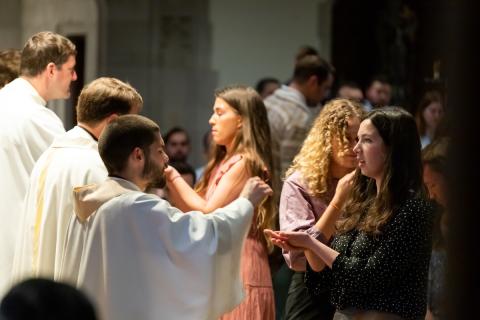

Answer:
[266,107,434,320]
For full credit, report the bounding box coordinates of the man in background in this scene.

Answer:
[0,31,77,294]
[164,127,191,163]
[0,49,21,89]
[363,74,392,111]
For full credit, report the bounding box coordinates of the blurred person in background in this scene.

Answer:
[0,49,21,89]
[415,90,445,148]
[256,77,280,100]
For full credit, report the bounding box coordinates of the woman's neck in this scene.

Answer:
[425,126,436,139]
[224,140,241,161]
[224,141,235,157]
[375,179,382,195]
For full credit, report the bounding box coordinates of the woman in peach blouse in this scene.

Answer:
[166,85,276,320]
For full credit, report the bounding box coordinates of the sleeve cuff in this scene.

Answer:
[305,227,330,244]
[236,197,255,213]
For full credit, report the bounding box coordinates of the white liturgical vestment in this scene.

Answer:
[11,126,107,284]
[0,78,65,294]
[74,177,253,320]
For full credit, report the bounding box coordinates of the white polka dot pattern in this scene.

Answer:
[305,198,434,320]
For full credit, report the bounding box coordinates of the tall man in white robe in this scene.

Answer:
[11,77,143,285]
[0,31,77,294]
[74,115,273,320]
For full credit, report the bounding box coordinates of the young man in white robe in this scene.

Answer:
[73,114,272,320]
[11,77,143,285]
[0,31,77,294]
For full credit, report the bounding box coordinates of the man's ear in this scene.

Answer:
[307,74,319,87]
[132,147,145,161]
[46,62,56,77]
[105,113,119,124]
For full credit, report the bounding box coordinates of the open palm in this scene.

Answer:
[264,229,312,251]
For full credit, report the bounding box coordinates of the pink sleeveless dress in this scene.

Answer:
[205,155,275,320]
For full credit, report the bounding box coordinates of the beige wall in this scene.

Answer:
[210,0,331,88]
[0,0,22,49]
[0,0,332,166]
[21,0,99,83]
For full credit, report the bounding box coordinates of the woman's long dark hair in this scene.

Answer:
[337,107,425,235]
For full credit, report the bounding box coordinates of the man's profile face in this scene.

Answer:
[367,81,391,107]
[366,81,383,105]
[51,55,77,99]
[338,86,364,102]
[165,132,190,162]
[143,134,169,188]
[305,73,333,107]
[380,84,392,106]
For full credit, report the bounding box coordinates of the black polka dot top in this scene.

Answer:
[305,198,434,320]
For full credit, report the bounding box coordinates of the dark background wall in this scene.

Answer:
[331,0,446,113]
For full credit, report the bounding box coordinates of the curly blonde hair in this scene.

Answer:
[286,98,364,198]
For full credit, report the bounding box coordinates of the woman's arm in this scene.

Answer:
[278,175,326,271]
[166,159,250,213]
[265,230,339,271]
[288,171,354,270]
[311,171,356,240]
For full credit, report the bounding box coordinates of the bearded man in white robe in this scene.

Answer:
[11,77,143,285]
[0,31,77,294]
[74,114,272,320]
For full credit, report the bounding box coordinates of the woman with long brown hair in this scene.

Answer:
[166,85,276,319]
[266,107,434,320]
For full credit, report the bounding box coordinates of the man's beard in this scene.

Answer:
[143,156,166,189]
[169,153,187,163]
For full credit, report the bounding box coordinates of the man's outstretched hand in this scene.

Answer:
[240,177,273,207]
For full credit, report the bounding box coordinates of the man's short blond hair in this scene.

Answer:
[76,77,143,125]
[20,31,76,77]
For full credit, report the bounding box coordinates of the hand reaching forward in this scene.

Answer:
[264,229,313,251]
[331,170,356,209]
[164,165,180,183]
[240,177,273,207]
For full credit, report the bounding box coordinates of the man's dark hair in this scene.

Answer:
[255,78,280,95]
[292,55,335,85]
[295,45,319,62]
[0,278,97,320]
[164,127,189,145]
[366,74,391,89]
[98,115,160,175]
[338,80,361,90]
[335,80,362,96]
[76,77,143,125]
